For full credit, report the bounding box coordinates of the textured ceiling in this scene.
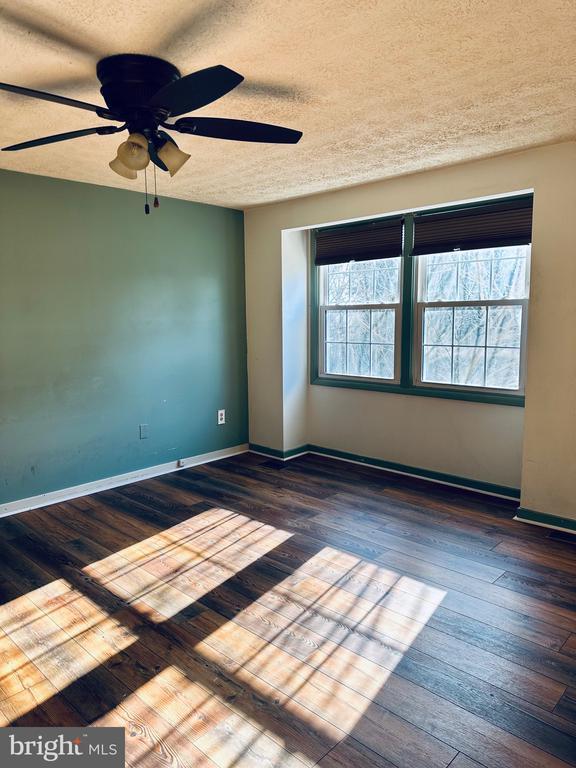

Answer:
[0,0,574,208]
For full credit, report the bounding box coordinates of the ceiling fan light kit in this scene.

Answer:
[0,53,303,214]
[108,155,137,179]
[157,140,191,177]
[116,133,150,171]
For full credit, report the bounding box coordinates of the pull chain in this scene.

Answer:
[144,167,150,215]
[153,165,160,208]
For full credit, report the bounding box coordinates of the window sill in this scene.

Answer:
[311,376,525,406]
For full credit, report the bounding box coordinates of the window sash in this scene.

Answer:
[413,298,529,394]
[318,305,402,384]
[415,247,531,304]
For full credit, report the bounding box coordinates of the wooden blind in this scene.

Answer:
[314,216,403,266]
[412,196,533,256]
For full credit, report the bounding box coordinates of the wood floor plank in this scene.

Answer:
[494,571,576,613]
[447,755,488,768]
[317,737,400,768]
[493,539,576,576]
[562,635,576,659]
[554,688,576,724]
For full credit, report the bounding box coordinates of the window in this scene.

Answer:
[415,245,530,391]
[312,195,532,405]
[320,257,402,381]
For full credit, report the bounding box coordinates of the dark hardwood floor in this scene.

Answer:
[0,451,575,768]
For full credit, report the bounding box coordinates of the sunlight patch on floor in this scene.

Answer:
[0,584,138,722]
[184,546,447,765]
[0,507,448,768]
[106,665,313,768]
[0,507,294,725]
[84,508,293,621]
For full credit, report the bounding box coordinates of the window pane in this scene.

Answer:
[453,347,485,386]
[348,309,370,342]
[347,343,371,376]
[371,309,395,343]
[491,258,526,299]
[325,310,346,342]
[458,260,491,301]
[425,264,458,302]
[349,272,373,304]
[454,306,486,346]
[424,307,453,345]
[487,306,522,348]
[325,343,346,374]
[422,346,452,383]
[374,260,401,303]
[371,344,394,379]
[486,348,520,389]
[327,273,350,304]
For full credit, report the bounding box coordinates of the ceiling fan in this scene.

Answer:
[0,53,303,182]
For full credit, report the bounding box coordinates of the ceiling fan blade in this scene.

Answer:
[172,117,303,144]
[148,65,243,116]
[2,125,123,152]
[0,82,116,119]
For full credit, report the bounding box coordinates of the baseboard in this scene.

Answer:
[0,443,249,518]
[248,443,309,461]
[307,445,520,500]
[249,442,520,500]
[514,507,576,534]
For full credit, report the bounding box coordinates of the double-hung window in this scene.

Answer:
[312,196,532,404]
[415,245,529,390]
[316,217,404,383]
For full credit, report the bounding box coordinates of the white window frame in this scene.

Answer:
[413,248,531,395]
[317,260,403,385]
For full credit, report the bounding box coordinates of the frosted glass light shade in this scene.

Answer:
[158,140,190,177]
[109,155,138,179]
[117,133,150,171]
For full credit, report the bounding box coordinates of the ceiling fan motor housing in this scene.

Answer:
[96,54,180,122]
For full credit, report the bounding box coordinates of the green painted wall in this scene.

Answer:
[0,169,247,504]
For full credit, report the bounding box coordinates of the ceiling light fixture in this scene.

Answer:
[117,133,150,170]
[157,138,190,177]
[108,155,137,179]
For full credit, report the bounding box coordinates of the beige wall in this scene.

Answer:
[245,141,576,518]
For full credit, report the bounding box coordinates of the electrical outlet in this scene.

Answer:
[217,409,226,425]
[139,424,149,439]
